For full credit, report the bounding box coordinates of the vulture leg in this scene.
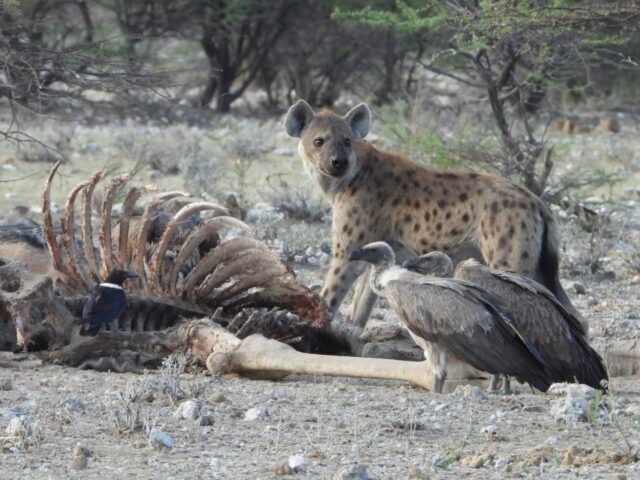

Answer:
[489,374,500,392]
[503,375,512,395]
[433,373,446,394]
[348,276,378,328]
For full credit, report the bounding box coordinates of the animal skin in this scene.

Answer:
[285,100,577,327]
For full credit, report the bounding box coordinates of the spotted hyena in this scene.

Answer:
[284,100,577,327]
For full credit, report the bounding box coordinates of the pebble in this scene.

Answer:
[244,407,270,421]
[149,169,164,181]
[149,428,173,450]
[209,392,227,403]
[454,385,487,399]
[0,377,12,391]
[174,400,203,421]
[70,444,91,471]
[587,296,599,307]
[6,415,32,437]
[288,454,306,473]
[460,453,493,468]
[549,384,596,423]
[570,281,586,294]
[64,397,87,413]
[198,414,215,426]
[481,424,498,441]
[334,463,370,480]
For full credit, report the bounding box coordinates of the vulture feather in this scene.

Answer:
[404,253,608,392]
[349,242,553,394]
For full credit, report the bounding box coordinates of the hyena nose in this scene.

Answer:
[331,156,348,170]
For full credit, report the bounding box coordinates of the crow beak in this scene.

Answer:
[347,249,365,262]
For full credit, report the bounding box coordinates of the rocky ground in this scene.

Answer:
[1,107,640,478]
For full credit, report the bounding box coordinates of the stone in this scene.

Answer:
[455,385,487,400]
[461,453,493,468]
[149,429,173,450]
[174,400,203,421]
[0,377,12,391]
[361,339,423,361]
[209,392,227,403]
[64,397,87,413]
[360,319,405,342]
[334,463,370,480]
[570,282,586,295]
[244,407,270,421]
[6,415,32,437]
[481,425,498,441]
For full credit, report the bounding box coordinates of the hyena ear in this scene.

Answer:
[344,103,371,139]
[285,100,315,138]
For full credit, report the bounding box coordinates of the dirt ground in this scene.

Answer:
[1,111,640,479]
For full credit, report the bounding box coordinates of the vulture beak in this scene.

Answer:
[347,248,366,262]
[401,258,419,270]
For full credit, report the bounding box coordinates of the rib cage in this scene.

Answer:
[41,162,330,328]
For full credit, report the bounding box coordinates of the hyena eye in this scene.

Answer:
[344,138,351,147]
[314,138,324,147]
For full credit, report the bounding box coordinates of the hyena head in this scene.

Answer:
[285,100,371,184]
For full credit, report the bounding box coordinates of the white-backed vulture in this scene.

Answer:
[348,242,553,394]
[403,252,608,393]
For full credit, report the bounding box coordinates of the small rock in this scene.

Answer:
[70,455,88,471]
[149,169,164,181]
[361,338,423,361]
[544,436,558,446]
[209,392,227,403]
[6,415,32,437]
[198,415,215,426]
[561,451,574,466]
[244,407,270,421]
[522,405,547,413]
[288,454,306,473]
[149,428,173,450]
[174,400,203,421]
[461,453,493,468]
[570,282,586,295]
[334,463,370,480]
[481,425,498,441]
[454,384,487,400]
[360,319,404,342]
[0,377,12,391]
[494,457,511,470]
[587,297,599,307]
[70,443,91,471]
[550,385,593,423]
[64,397,87,413]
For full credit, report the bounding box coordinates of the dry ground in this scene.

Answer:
[1,110,640,479]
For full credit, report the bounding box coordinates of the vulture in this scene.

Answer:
[403,252,608,393]
[81,269,137,336]
[348,242,553,394]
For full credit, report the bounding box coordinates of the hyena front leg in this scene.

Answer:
[348,277,378,327]
[321,254,366,314]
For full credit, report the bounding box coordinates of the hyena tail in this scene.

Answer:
[538,213,589,333]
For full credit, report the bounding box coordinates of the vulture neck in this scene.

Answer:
[369,262,403,297]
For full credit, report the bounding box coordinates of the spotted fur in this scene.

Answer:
[285,100,575,326]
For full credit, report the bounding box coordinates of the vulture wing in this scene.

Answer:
[384,274,552,392]
[455,263,607,389]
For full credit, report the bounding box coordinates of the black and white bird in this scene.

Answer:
[403,252,608,393]
[81,269,138,336]
[348,242,553,394]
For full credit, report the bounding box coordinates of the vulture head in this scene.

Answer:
[402,251,454,277]
[348,242,396,269]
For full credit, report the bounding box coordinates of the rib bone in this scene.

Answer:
[149,202,230,295]
[116,185,158,271]
[133,191,189,294]
[41,162,68,281]
[81,171,103,283]
[167,218,255,297]
[99,174,130,278]
[62,178,96,289]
